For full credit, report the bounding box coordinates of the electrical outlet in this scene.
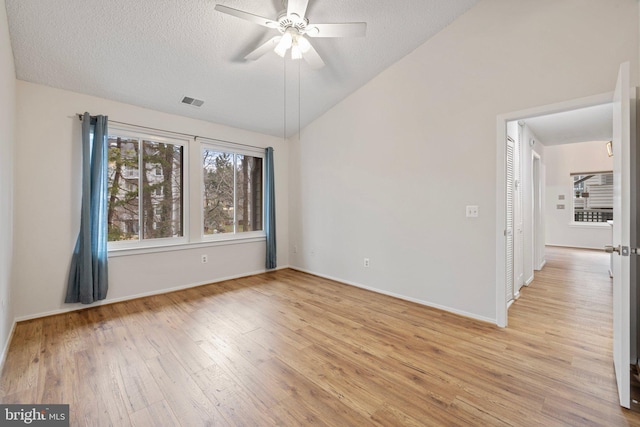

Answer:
[364,258,370,268]
[293,245,298,254]
[466,205,479,218]
[201,254,208,264]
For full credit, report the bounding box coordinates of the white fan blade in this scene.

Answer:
[245,36,282,60]
[302,43,325,69]
[215,5,279,28]
[306,22,367,38]
[287,0,309,19]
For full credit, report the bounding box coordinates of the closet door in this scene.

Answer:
[506,137,515,304]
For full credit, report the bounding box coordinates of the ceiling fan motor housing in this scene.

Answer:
[277,12,308,35]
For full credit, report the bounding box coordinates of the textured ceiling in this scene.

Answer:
[5,0,478,137]
[524,103,613,146]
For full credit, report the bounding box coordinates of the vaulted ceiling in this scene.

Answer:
[5,0,478,137]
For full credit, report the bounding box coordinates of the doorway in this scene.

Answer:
[495,92,614,327]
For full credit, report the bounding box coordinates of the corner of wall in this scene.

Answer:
[0,0,17,371]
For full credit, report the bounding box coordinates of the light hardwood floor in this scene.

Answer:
[2,246,640,426]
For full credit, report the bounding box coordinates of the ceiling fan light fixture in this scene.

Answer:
[274,31,293,57]
[274,45,286,57]
[291,43,303,60]
[296,35,311,53]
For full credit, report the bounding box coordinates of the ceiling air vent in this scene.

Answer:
[181,96,204,107]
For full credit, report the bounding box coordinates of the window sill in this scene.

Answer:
[108,235,266,257]
[569,222,611,229]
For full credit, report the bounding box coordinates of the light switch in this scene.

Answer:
[466,205,479,218]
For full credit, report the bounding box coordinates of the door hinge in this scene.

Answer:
[607,246,636,256]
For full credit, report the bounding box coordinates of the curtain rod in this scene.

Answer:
[77,113,267,151]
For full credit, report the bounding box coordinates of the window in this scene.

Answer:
[202,146,263,237]
[107,131,185,245]
[104,125,266,253]
[572,171,613,223]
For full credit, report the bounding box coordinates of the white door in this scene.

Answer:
[611,61,631,409]
[506,137,515,304]
[514,129,524,294]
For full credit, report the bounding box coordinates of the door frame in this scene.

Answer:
[495,92,613,327]
[531,150,544,272]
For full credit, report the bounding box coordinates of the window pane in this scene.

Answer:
[107,137,140,241]
[573,172,613,222]
[203,150,235,235]
[142,140,183,239]
[236,155,263,232]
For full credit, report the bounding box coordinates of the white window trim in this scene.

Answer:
[200,142,266,242]
[105,124,268,254]
[108,235,266,257]
[569,222,611,228]
[107,125,190,251]
[570,171,613,227]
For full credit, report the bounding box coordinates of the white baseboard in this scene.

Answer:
[289,266,496,325]
[525,275,534,286]
[15,265,290,323]
[0,319,17,373]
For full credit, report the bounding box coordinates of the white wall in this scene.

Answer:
[13,82,289,319]
[545,141,613,249]
[289,0,638,322]
[0,0,16,363]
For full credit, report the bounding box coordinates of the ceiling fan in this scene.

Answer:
[214,0,367,69]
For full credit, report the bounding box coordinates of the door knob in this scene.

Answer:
[605,245,621,254]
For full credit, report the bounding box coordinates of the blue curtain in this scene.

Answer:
[265,147,277,269]
[66,112,109,303]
